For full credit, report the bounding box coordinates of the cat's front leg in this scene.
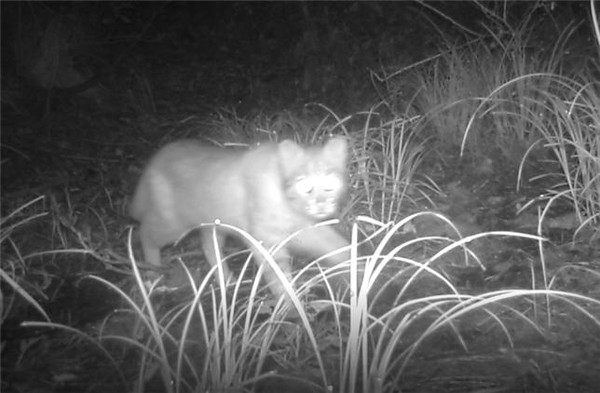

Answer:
[288,225,351,293]
[200,227,232,282]
[252,246,294,301]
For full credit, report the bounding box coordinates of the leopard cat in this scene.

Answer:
[129,137,350,298]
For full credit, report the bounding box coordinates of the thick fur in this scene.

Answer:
[130,137,350,298]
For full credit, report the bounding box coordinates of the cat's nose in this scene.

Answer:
[311,202,336,218]
[313,211,332,220]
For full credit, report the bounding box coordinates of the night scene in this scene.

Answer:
[1,2,599,392]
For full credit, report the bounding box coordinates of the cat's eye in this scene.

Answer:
[321,174,342,192]
[294,177,314,194]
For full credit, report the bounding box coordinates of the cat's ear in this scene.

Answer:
[277,140,305,175]
[323,137,348,165]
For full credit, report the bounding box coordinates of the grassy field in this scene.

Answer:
[2,2,599,392]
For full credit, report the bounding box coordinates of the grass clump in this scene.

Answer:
[1,196,51,324]
[519,77,600,232]
[84,226,331,393]
[78,217,600,393]
[350,108,438,223]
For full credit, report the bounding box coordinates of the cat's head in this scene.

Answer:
[278,137,348,221]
